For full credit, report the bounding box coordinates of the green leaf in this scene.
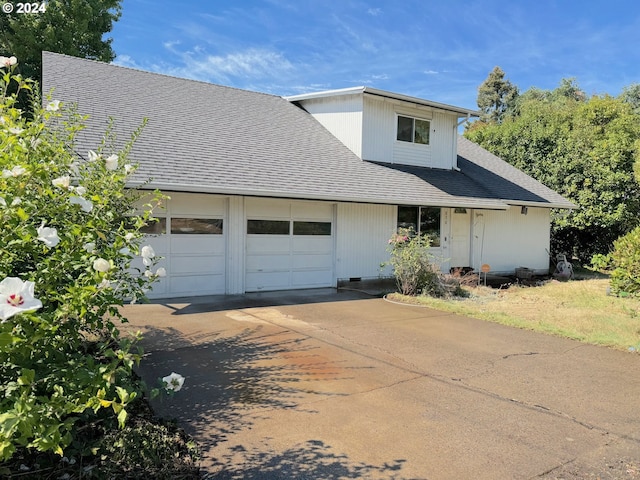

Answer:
[117,408,128,428]
[0,333,21,347]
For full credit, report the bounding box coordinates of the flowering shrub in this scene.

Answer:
[0,59,166,460]
[385,228,442,296]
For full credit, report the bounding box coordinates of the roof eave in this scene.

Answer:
[503,199,578,209]
[284,86,480,118]
[126,180,510,210]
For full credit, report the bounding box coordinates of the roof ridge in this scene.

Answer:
[41,51,282,100]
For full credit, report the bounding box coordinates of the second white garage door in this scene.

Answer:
[245,198,335,292]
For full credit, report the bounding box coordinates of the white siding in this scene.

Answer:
[336,203,396,280]
[362,96,394,162]
[361,95,459,169]
[431,111,457,169]
[297,94,364,157]
[226,196,245,294]
[472,207,551,274]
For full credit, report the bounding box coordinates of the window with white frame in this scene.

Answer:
[396,115,430,145]
[397,206,441,247]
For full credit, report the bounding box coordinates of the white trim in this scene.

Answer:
[126,181,512,210]
[285,86,480,117]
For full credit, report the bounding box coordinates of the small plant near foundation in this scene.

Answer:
[385,228,464,297]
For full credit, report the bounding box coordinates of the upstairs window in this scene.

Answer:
[396,115,430,145]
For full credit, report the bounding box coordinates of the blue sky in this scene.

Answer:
[111,0,640,110]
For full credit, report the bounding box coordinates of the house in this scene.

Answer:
[42,52,575,298]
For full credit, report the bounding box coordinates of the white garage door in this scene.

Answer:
[245,199,334,292]
[138,193,226,298]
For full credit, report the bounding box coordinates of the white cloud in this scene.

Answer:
[163,44,294,84]
[367,8,382,16]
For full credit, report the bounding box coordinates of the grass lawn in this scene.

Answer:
[388,275,640,352]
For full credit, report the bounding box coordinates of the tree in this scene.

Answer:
[0,0,122,89]
[466,80,640,263]
[620,83,640,116]
[476,66,519,124]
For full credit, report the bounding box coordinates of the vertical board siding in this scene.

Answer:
[362,96,394,162]
[299,94,364,157]
[336,203,396,279]
[363,96,459,169]
[431,112,456,169]
[226,196,245,294]
[472,207,550,274]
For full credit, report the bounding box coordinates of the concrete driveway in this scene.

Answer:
[122,289,640,479]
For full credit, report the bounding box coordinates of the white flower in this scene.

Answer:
[37,224,60,248]
[93,258,111,273]
[46,100,61,112]
[98,278,112,289]
[8,127,24,135]
[143,269,153,278]
[83,242,96,253]
[124,164,134,174]
[0,197,5,207]
[141,245,155,267]
[155,267,167,277]
[0,56,17,68]
[74,186,87,196]
[87,150,99,162]
[2,166,26,177]
[52,175,71,189]
[162,372,185,392]
[0,277,43,322]
[69,196,93,213]
[105,154,118,171]
[124,232,135,242]
[11,198,21,206]
[119,247,131,256]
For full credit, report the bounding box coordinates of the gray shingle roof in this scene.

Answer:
[41,52,573,210]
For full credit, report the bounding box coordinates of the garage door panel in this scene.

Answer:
[292,253,333,269]
[169,274,225,295]
[246,253,290,271]
[170,236,224,254]
[170,255,224,275]
[292,269,333,287]
[246,271,290,291]
[246,236,290,254]
[292,237,332,254]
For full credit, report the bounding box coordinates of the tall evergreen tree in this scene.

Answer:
[476,66,519,124]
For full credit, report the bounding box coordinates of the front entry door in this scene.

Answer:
[450,208,471,268]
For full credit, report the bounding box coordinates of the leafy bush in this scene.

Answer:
[610,226,640,297]
[385,229,443,296]
[0,58,164,461]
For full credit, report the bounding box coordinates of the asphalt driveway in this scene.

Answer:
[122,288,640,479]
